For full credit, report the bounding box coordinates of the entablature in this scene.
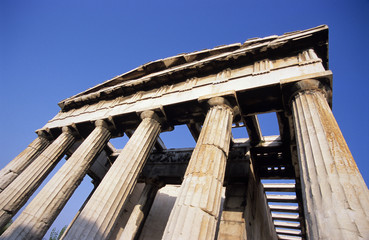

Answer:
[58,25,328,111]
[36,25,331,145]
[42,54,330,139]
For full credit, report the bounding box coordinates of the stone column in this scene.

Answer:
[64,111,162,240]
[290,79,369,239]
[0,127,75,229]
[1,120,111,240]
[0,132,51,192]
[162,97,234,240]
[119,181,164,240]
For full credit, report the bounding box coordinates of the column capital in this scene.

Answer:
[61,126,79,136]
[60,125,81,139]
[198,91,241,121]
[138,110,174,132]
[140,110,161,123]
[208,96,233,110]
[290,79,329,98]
[94,119,109,129]
[282,78,332,115]
[35,129,53,141]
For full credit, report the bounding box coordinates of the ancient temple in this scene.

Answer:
[0,25,368,240]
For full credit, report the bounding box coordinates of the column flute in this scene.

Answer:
[163,96,234,240]
[289,79,369,239]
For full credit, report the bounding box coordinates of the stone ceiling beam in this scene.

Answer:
[186,121,201,142]
[243,115,262,146]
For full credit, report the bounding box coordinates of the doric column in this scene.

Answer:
[64,111,162,240]
[290,79,369,239]
[0,132,51,192]
[1,120,111,240]
[0,127,75,229]
[162,97,234,240]
[119,181,164,240]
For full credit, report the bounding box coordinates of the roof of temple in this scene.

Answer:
[59,25,328,111]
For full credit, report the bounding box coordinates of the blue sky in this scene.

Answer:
[1,0,368,238]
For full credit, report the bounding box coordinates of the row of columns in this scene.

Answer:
[0,97,234,240]
[1,120,111,240]
[0,79,368,239]
[0,131,51,193]
[64,111,162,239]
[0,127,76,230]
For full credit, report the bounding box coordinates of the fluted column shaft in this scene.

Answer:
[0,127,75,229]
[291,80,369,239]
[0,133,51,192]
[163,97,234,240]
[120,181,163,240]
[1,120,111,240]
[64,111,161,240]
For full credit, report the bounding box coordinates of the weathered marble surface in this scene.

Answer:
[162,97,234,240]
[119,182,163,240]
[0,127,75,230]
[291,80,369,239]
[64,111,162,240]
[1,25,366,240]
[0,133,51,193]
[1,120,110,240]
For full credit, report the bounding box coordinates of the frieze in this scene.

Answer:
[253,59,272,75]
[213,68,232,84]
[179,78,198,92]
[146,147,249,165]
[298,49,322,66]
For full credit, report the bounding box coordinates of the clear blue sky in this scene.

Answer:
[1,0,368,238]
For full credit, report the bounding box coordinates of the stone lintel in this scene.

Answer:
[280,70,332,86]
[43,61,327,133]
